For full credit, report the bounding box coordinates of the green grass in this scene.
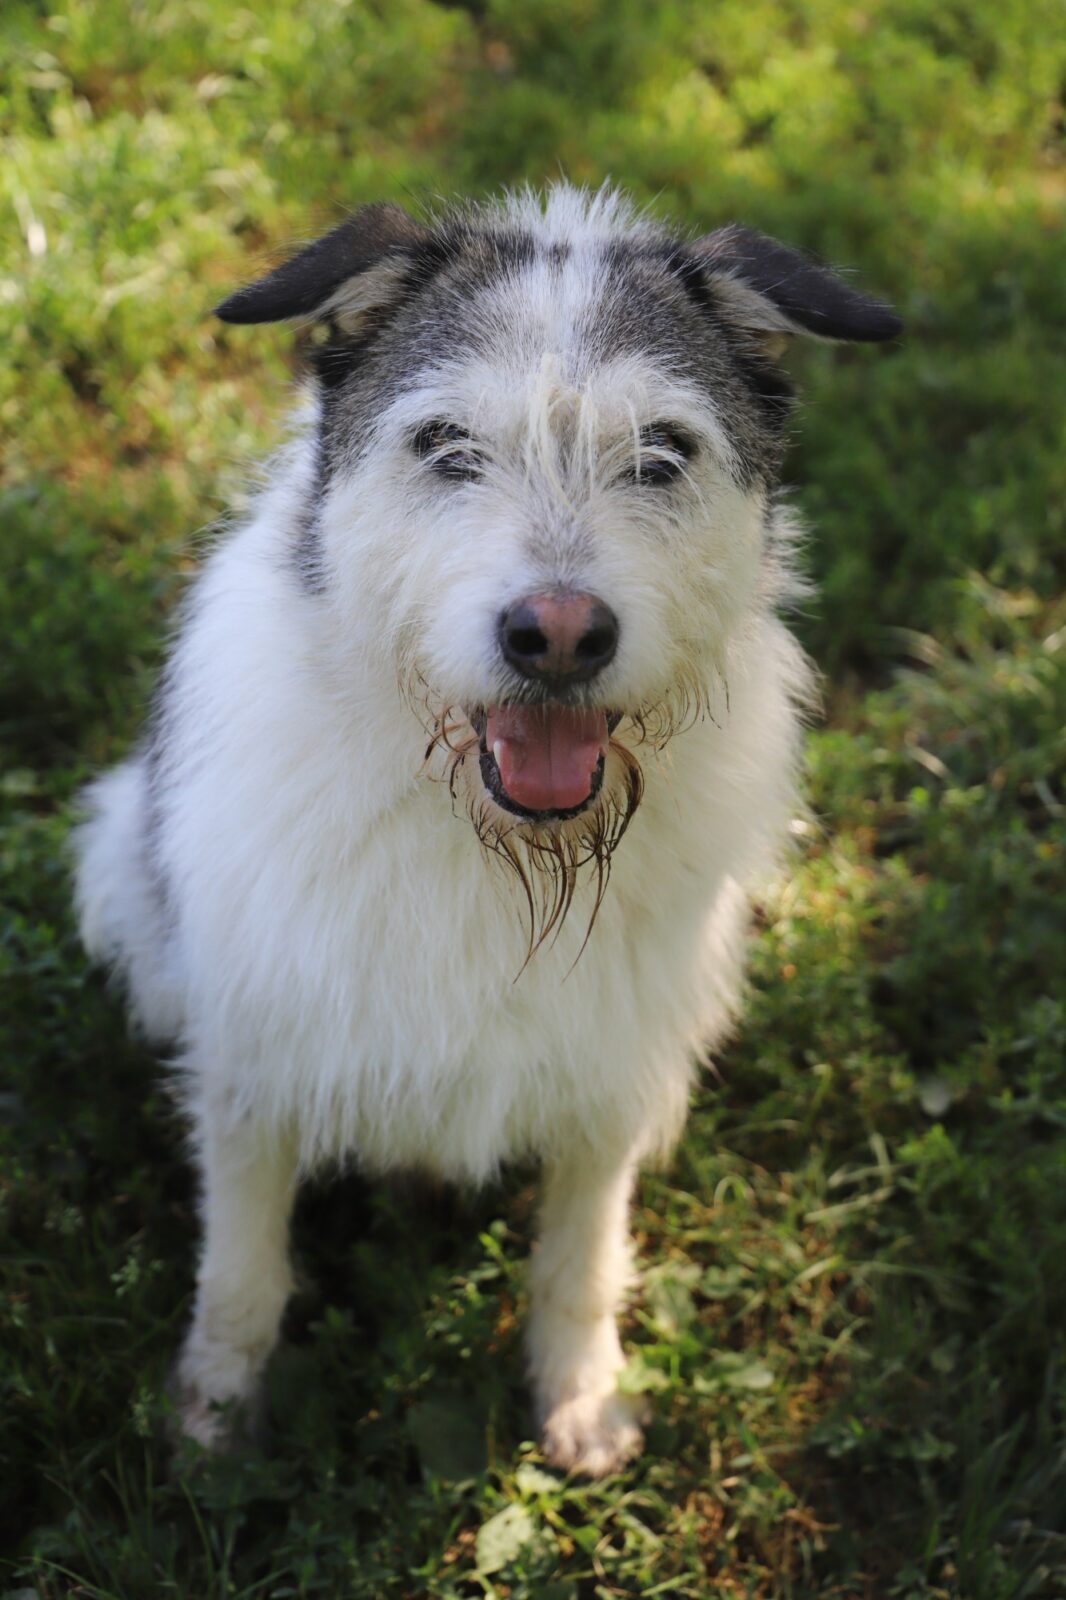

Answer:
[2,1,1065,1594]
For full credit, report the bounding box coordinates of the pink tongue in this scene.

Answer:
[486,705,609,812]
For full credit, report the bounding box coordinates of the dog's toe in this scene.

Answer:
[540,1390,647,1478]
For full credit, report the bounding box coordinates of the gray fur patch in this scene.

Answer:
[292,204,798,582]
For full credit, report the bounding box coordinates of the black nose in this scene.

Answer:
[498,591,619,685]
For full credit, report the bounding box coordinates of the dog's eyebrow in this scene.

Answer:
[627,412,738,480]
[381,355,744,481]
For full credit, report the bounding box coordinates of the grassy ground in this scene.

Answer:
[2,2,1065,1595]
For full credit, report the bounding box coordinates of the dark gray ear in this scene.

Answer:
[690,224,902,344]
[214,202,432,325]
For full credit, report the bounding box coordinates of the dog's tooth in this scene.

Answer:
[493,740,504,768]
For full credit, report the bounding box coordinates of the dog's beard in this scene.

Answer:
[412,670,711,966]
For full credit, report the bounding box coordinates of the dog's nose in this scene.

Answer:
[498,590,619,685]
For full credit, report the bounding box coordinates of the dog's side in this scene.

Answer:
[74,185,898,1474]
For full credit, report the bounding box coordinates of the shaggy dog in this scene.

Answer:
[74,186,899,1475]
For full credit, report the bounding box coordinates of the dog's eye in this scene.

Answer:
[412,421,484,483]
[627,424,695,487]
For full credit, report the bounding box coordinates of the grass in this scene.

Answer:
[2,0,1065,1594]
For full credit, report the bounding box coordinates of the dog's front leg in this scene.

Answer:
[528,1144,646,1477]
[173,1111,297,1450]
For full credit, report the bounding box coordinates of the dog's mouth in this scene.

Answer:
[469,705,621,822]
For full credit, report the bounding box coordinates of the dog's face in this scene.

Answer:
[218,188,898,934]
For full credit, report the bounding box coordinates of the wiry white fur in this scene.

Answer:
[76,761,185,1043]
[74,186,815,1472]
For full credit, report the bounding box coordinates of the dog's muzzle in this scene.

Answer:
[476,589,621,820]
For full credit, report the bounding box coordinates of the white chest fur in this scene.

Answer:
[145,519,800,1183]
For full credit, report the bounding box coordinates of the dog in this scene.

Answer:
[73,184,899,1476]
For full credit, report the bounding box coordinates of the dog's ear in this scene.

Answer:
[214,203,432,326]
[688,224,902,349]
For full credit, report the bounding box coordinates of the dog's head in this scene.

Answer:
[217,187,898,946]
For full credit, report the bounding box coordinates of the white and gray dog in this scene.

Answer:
[74,185,899,1475]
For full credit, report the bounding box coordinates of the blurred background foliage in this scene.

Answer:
[1,2,1064,1596]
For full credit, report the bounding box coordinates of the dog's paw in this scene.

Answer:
[168,1345,265,1454]
[540,1389,648,1477]
[168,1371,263,1454]
[170,1378,236,1452]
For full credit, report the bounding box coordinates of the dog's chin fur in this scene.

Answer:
[70,182,896,1476]
[421,691,712,962]
[440,724,645,966]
